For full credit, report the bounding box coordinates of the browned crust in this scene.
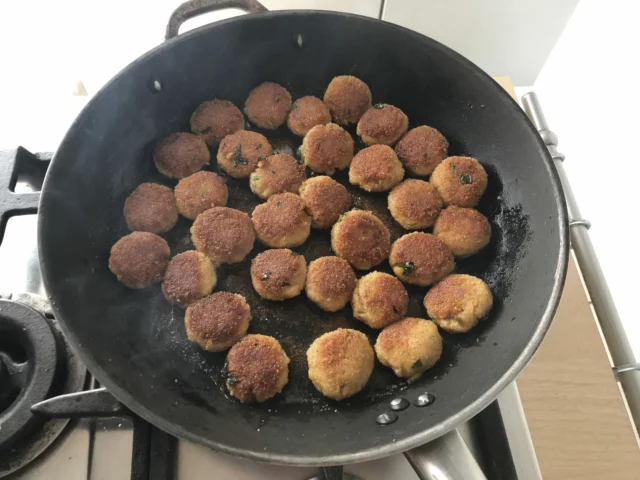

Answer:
[306,256,356,300]
[162,251,215,307]
[190,99,244,145]
[226,334,289,403]
[185,292,250,349]
[388,179,443,229]
[301,123,354,174]
[153,132,210,179]
[123,183,178,234]
[357,104,408,145]
[251,193,311,247]
[245,82,292,129]
[349,144,402,183]
[250,154,306,198]
[353,272,408,326]
[287,96,331,136]
[250,249,307,297]
[323,76,372,125]
[191,207,255,264]
[394,126,448,176]
[433,206,491,256]
[299,176,351,228]
[430,156,488,207]
[390,232,454,286]
[109,232,170,289]
[175,171,228,220]
[376,317,424,352]
[217,130,272,179]
[331,211,390,270]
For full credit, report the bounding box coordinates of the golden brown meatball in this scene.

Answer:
[250,154,306,200]
[190,99,244,146]
[217,130,272,179]
[161,251,216,307]
[251,193,311,248]
[424,274,493,333]
[298,176,351,229]
[323,75,372,125]
[185,292,251,352]
[375,318,442,380]
[330,210,390,270]
[394,126,448,176]
[175,171,228,220]
[389,232,455,287]
[226,334,289,403]
[351,271,408,329]
[191,207,255,264]
[250,249,307,301]
[357,104,408,146]
[244,82,292,129]
[305,256,357,312]
[388,179,443,230]
[349,144,404,192]
[153,132,210,179]
[109,232,170,289]
[434,206,491,257]
[300,123,354,175]
[307,329,374,400]
[430,156,488,207]
[123,183,178,234]
[287,96,331,136]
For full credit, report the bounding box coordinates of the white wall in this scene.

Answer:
[528,0,640,357]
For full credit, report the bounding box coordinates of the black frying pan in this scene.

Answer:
[34,0,568,473]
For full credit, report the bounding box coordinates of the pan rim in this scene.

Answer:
[38,9,570,466]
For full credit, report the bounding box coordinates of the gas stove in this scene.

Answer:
[0,147,540,479]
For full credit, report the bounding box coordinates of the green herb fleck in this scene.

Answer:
[232,145,249,167]
[279,281,290,287]
[271,170,277,174]
[352,196,364,210]
[395,261,416,276]
[336,213,346,223]
[276,201,281,208]
[392,306,399,314]
[244,120,251,130]
[291,251,301,256]
[252,174,260,183]
[275,96,281,104]
[258,155,268,161]
[261,271,271,280]
[412,359,423,370]
[295,146,305,164]
[256,144,262,150]
[459,173,472,185]
[373,103,384,109]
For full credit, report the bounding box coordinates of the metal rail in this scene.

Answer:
[522,92,640,442]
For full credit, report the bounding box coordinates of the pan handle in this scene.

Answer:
[165,0,269,40]
[404,429,487,480]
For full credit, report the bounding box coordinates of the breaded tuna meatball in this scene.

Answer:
[430,156,488,207]
[226,334,290,403]
[323,75,372,126]
[252,193,311,248]
[175,171,228,220]
[305,256,357,312]
[349,144,404,192]
[357,104,408,146]
[191,207,255,264]
[330,210,390,270]
[424,274,493,333]
[434,206,491,257]
[123,183,178,234]
[162,251,216,307]
[287,96,331,136]
[388,179,443,230]
[250,154,306,200]
[217,130,272,179]
[185,292,251,352]
[298,176,351,229]
[389,232,455,287]
[394,126,448,176]
[153,132,210,179]
[109,232,170,289]
[250,249,307,301]
[190,99,244,146]
[351,271,408,329]
[300,123,354,175]
[245,82,292,129]
[307,329,374,400]
[375,318,443,380]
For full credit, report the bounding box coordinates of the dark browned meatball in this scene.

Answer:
[250,249,307,301]
[433,206,491,257]
[251,193,311,248]
[349,144,404,192]
[191,207,255,264]
[430,156,488,207]
[109,232,170,289]
[287,96,331,136]
[174,171,228,220]
[330,210,390,270]
[217,130,272,179]
[245,82,292,129]
[389,232,455,287]
[357,104,408,146]
[300,123,354,175]
[323,76,372,125]
[299,176,351,229]
[153,132,210,179]
[162,251,217,307]
[250,154,307,200]
[388,179,443,230]
[123,183,178,234]
[394,126,448,176]
[190,99,244,146]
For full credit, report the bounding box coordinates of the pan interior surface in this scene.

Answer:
[38,12,567,464]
